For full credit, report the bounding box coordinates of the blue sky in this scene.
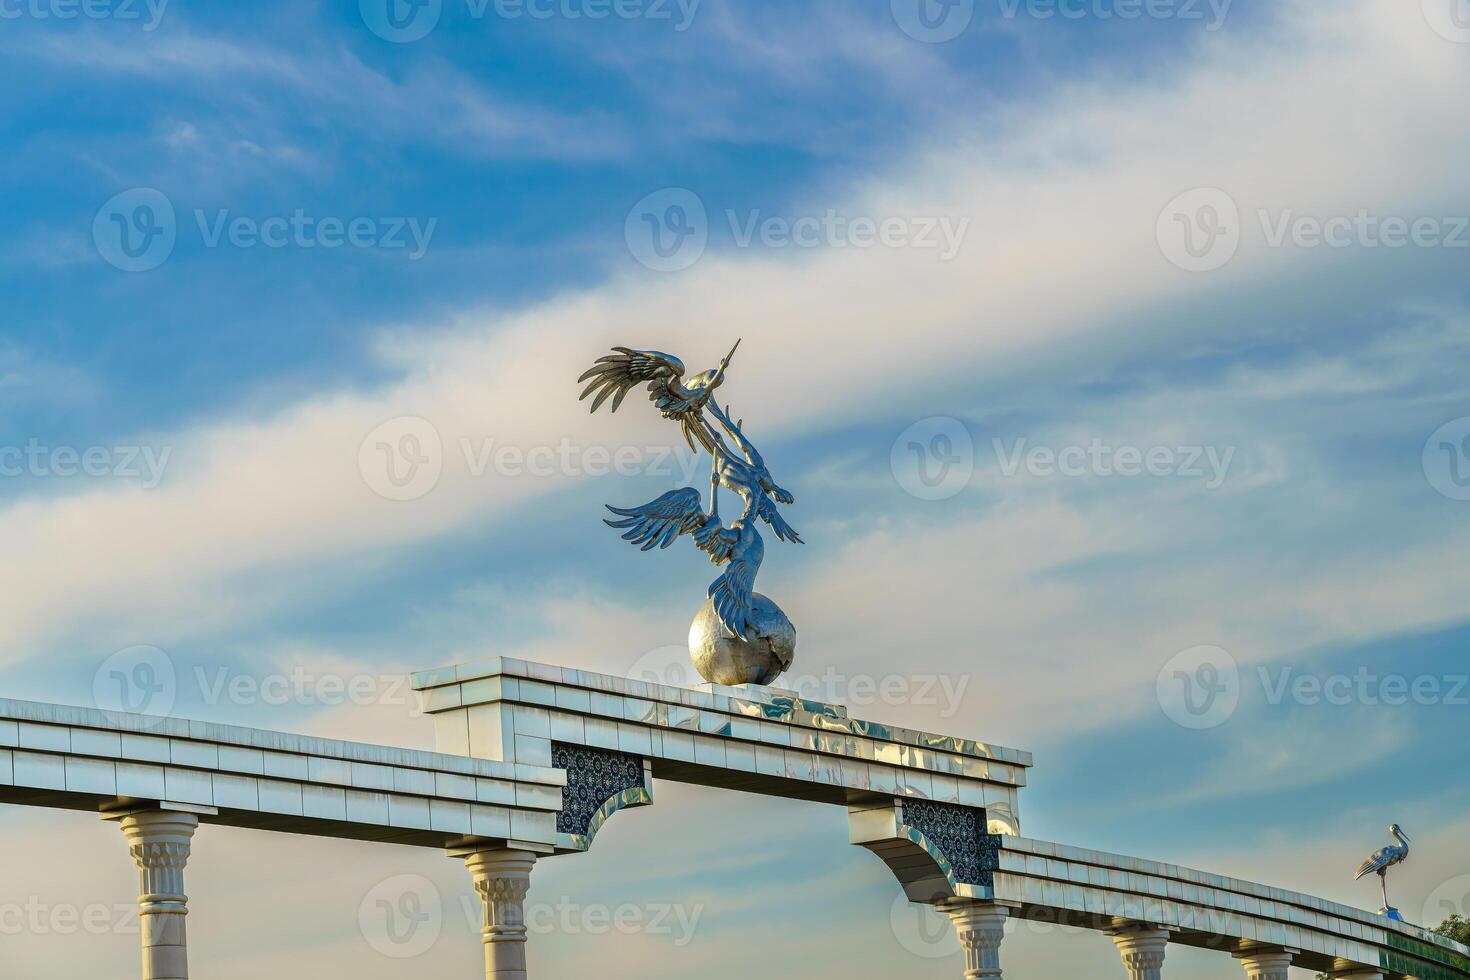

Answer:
[3,0,1470,977]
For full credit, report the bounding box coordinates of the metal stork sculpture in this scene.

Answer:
[1354,823,1411,920]
[578,342,802,686]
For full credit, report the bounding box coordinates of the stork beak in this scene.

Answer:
[710,339,740,387]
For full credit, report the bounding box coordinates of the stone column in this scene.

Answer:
[939,901,1008,979]
[1109,925,1170,980]
[463,849,538,980]
[1235,948,1294,980]
[118,810,199,980]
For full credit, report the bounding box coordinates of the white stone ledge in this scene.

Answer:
[0,699,564,786]
[994,837,1470,977]
[413,658,1026,832]
[0,700,567,850]
[411,656,1034,769]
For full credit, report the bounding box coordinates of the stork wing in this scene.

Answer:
[603,487,708,551]
[756,493,802,544]
[1354,852,1385,880]
[579,347,723,456]
[578,348,686,415]
[709,547,759,641]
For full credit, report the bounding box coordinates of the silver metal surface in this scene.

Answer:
[1353,823,1411,919]
[580,342,803,683]
[688,592,796,686]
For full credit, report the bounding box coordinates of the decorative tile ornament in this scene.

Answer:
[904,799,1001,887]
[552,742,646,838]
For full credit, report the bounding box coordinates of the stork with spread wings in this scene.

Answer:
[578,343,801,665]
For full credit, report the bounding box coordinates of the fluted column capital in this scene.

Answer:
[1108,924,1171,980]
[1324,965,1384,980]
[937,901,1008,979]
[1235,946,1295,980]
[120,811,199,906]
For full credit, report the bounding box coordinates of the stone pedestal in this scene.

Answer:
[463,849,538,980]
[1236,948,1294,980]
[1109,926,1170,980]
[940,901,1008,979]
[117,811,199,980]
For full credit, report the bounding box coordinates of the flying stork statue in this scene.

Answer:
[578,341,803,686]
[1354,823,1411,920]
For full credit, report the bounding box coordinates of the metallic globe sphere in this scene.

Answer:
[688,593,796,687]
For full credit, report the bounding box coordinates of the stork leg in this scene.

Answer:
[708,455,721,523]
[1380,871,1389,911]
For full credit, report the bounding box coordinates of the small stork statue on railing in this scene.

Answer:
[1354,823,1411,920]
